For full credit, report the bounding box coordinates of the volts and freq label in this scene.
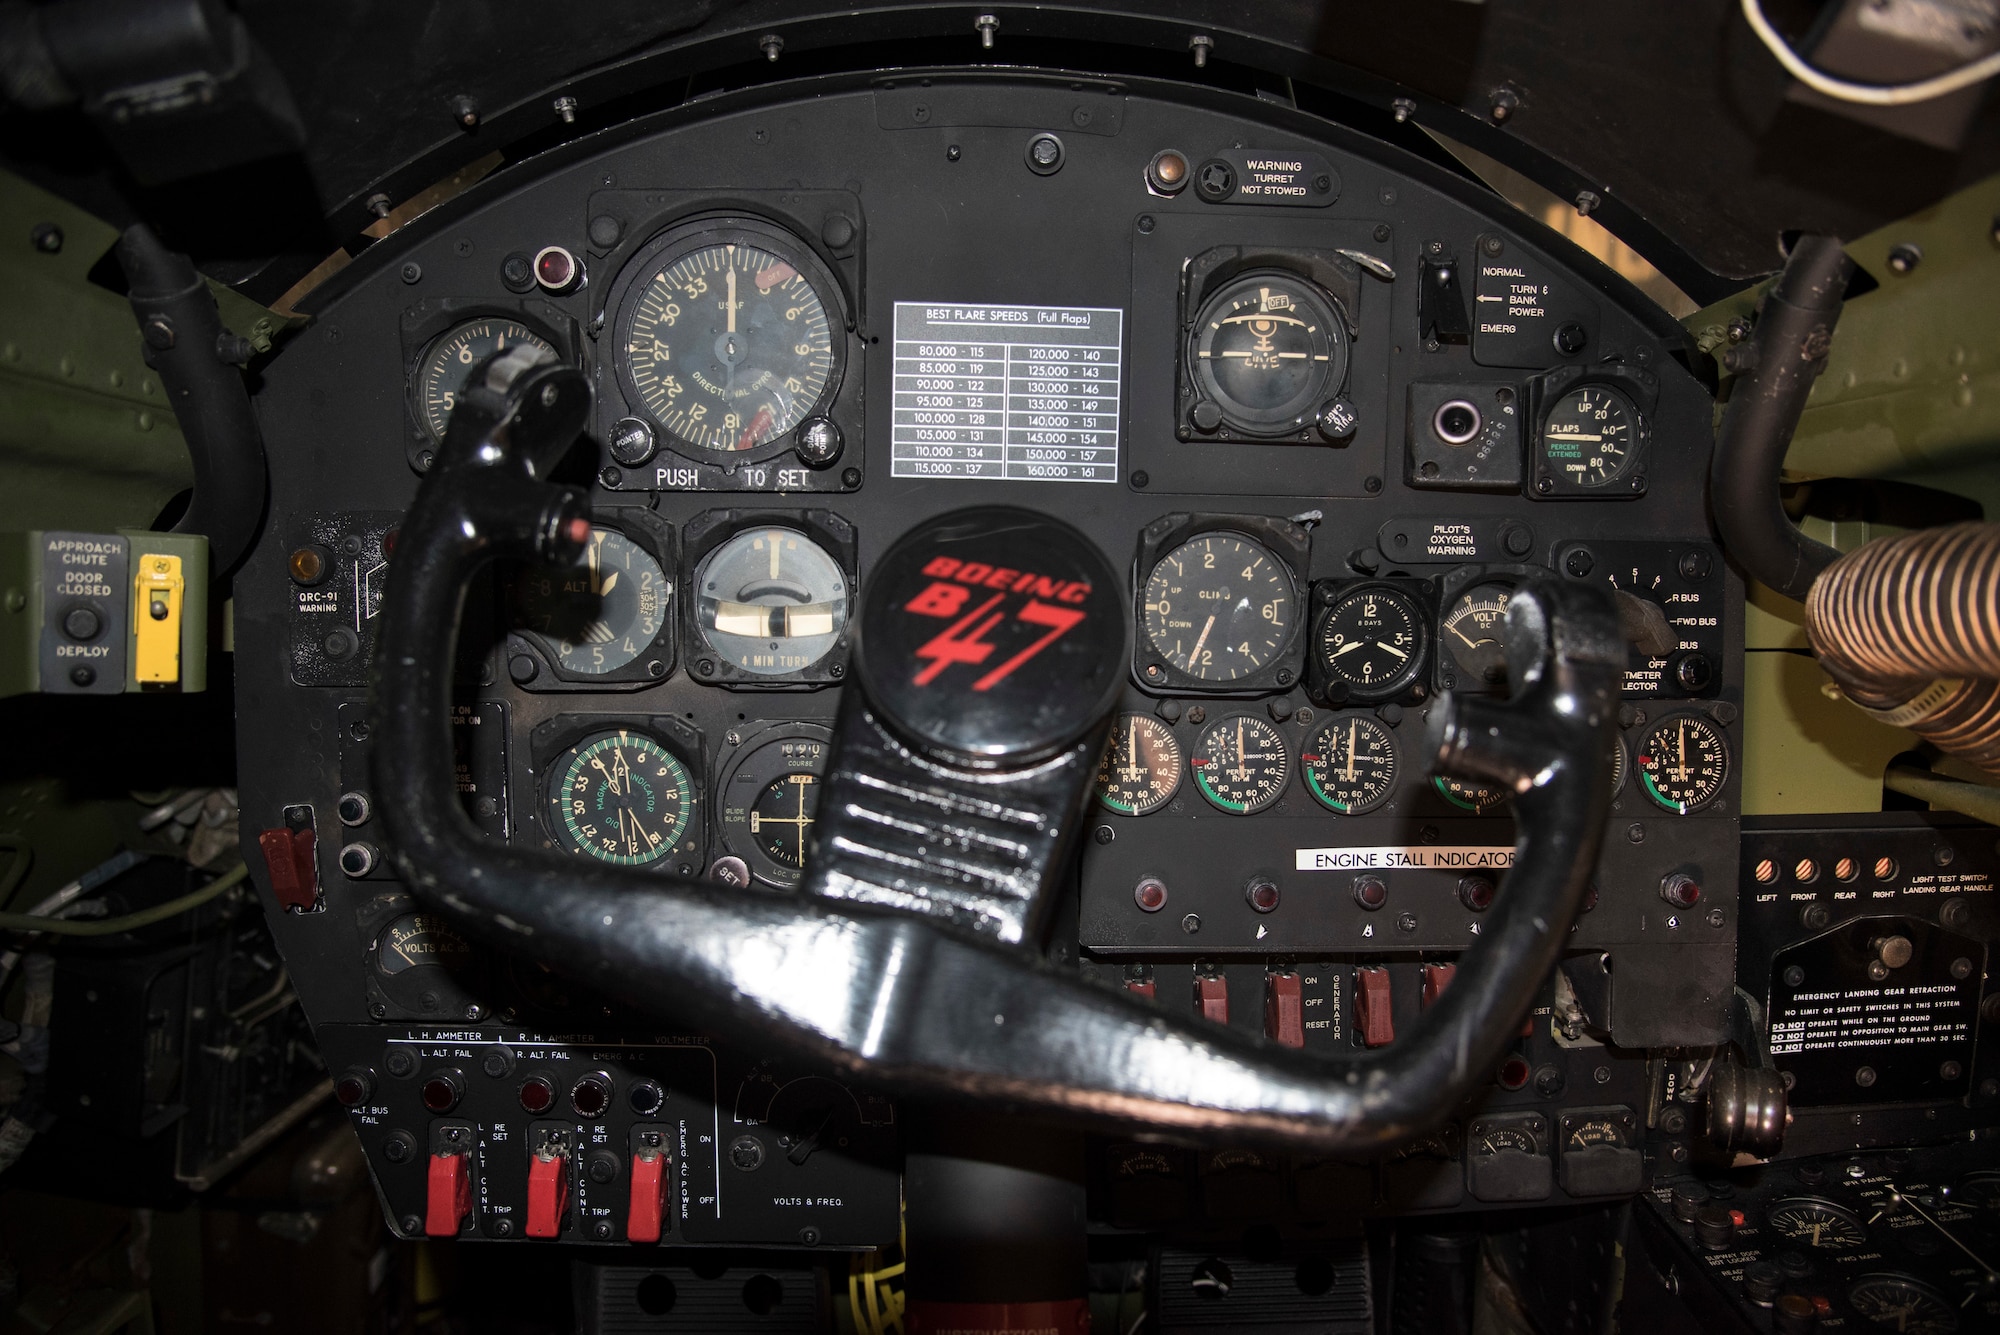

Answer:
[891,303,1123,482]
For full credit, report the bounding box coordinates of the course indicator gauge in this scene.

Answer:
[546,730,693,867]
[891,303,1122,482]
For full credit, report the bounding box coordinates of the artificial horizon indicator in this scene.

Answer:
[1189,271,1350,436]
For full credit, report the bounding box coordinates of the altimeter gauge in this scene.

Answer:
[516,525,671,676]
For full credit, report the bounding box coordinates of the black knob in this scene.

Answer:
[337,791,372,826]
[334,1067,375,1107]
[1741,1262,1782,1305]
[339,842,379,878]
[420,1069,464,1114]
[381,1130,417,1164]
[1191,400,1223,433]
[795,417,843,467]
[62,606,101,640]
[608,416,657,466]
[628,1079,664,1116]
[384,1047,417,1078]
[1671,1182,1708,1222]
[587,1150,621,1184]
[1553,321,1589,356]
[1694,1203,1736,1250]
[480,1045,515,1079]
[1674,653,1714,692]
[1352,875,1387,911]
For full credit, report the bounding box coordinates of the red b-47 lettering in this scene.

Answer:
[903,553,1090,691]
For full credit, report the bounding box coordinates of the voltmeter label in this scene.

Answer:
[891,303,1122,482]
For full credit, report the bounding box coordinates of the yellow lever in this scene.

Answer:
[133,553,184,683]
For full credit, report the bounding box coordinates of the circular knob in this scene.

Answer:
[1660,873,1701,909]
[795,417,843,467]
[1741,1262,1782,1305]
[607,416,656,466]
[1671,1183,1708,1222]
[628,1080,664,1116]
[334,1067,375,1107]
[337,791,372,826]
[1133,878,1168,913]
[1352,875,1387,911]
[62,606,101,640]
[420,1069,463,1114]
[1674,653,1714,692]
[587,1150,621,1184]
[381,1129,417,1164]
[1244,877,1280,914]
[339,842,379,878]
[1694,1203,1736,1250]
[1870,934,1914,969]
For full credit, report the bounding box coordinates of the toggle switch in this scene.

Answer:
[628,1144,669,1244]
[424,1151,471,1237]
[1195,972,1229,1024]
[1265,972,1305,1049]
[1356,966,1394,1048]
[526,1147,570,1239]
[1421,962,1457,1008]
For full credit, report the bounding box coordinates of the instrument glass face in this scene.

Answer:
[694,527,848,675]
[1845,1277,1957,1333]
[1766,1198,1867,1249]
[517,526,670,675]
[1636,715,1729,813]
[1190,272,1349,433]
[1433,774,1508,814]
[1317,586,1424,700]
[1095,713,1184,816]
[373,912,473,977]
[546,730,693,866]
[1542,385,1640,488]
[1191,714,1290,814]
[1441,583,1514,689]
[1141,533,1296,682]
[416,319,555,442]
[1300,715,1399,814]
[620,237,837,455]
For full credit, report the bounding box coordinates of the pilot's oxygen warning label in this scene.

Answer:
[892,303,1122,483]
[1295,845,1515,872]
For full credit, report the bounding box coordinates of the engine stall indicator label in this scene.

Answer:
[891,303,1122,483]
[1295,845,1515,872]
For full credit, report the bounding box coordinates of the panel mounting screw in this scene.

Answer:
[976,13,998,47]
[1391,97,1416,123]
[30,223,62,253]
[1488,88,1520,122]
[1886,242,1922,275]
[366,193,393,220]
[1574,190,1600,215]
[1189,34,1214,67]
[759,33,784,61]
[448,95,478,129]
